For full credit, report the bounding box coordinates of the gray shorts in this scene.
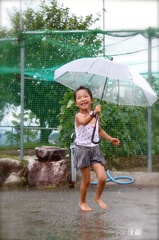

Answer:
[73,145,106,169]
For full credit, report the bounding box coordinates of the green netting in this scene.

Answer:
[0,29,159,170]
[0,29,159,79]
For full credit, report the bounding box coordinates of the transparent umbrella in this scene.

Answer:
[54,57,158,107]
[54,57,158,143]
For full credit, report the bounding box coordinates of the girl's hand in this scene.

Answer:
[110,138,120,146]
[94,104,102,115]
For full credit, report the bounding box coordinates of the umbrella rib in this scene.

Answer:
[84,58,99,88]
[85,74,95,86]
[86,58,99,74]
[100,77,108,104]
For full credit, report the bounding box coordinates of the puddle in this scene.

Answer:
[128,228,142,236]
[115,228,142,237]
[0,187,158,240]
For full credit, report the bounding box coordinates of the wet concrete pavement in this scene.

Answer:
[0,185,159,240]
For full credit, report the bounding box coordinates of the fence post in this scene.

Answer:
[147,28,152,172]
[20,0,24,160]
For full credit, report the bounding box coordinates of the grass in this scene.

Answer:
[0,141,53,150]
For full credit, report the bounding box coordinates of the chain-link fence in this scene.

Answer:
[0,29,159,170]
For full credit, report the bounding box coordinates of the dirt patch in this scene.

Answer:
[106,155,159,171]
[119,163,159,172]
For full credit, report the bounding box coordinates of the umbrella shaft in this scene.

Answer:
[91,77,107,144]
[100,77,108,104]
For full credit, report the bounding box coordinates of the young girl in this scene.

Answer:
[74,86,120,211]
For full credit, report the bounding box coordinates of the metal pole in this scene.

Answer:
[70,133,76,182]
[70,142,76,182]
[0,1,2,27]
[20,0,25,159]
[103,0,106,56]
[148,29,152,172]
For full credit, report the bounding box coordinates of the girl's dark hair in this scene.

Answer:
[74,86,92,101]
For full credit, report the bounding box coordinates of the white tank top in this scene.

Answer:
[75,118,99,147]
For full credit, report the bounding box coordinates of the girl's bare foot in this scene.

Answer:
[79,203,93,211]
[94,198,107,210]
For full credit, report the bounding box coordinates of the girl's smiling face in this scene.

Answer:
[75,89,93,111]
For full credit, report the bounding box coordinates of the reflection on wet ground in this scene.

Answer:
[0,186,159,240]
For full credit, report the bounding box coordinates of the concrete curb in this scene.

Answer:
[76,171,159,187]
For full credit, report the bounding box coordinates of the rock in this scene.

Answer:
[18,165,28,177]
[27,159,68,187]
[35,146,67,161]
[3,172,27,187]
[0,158,23,186]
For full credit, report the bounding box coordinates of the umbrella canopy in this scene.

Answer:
[54,57,158,107]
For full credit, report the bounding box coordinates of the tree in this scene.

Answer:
[5,111,39,145]
[0,0,102,142]
[8,0,100,32]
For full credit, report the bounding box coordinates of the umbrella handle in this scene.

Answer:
[91,77,108,144]
[91,115,101,144]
